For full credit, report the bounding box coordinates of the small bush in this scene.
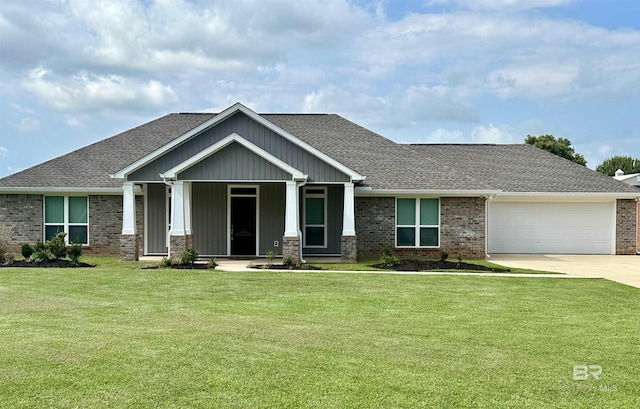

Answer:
[160,257,173,268]
[21,243,35,259]
[266,250,276,265]
[439,251,449,262]
[46,232,67,259]
[34,240,45,252]
[283,256,294,267]
[380,247,399,267]
[68,242,83,265]
[31,248,52,263]
[2,254,15,265]
[208,257,218,269]
[180,248,199,265]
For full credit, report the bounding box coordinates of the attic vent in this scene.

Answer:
[615,169,625,177]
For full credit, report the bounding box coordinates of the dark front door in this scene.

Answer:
[230,196,256,256]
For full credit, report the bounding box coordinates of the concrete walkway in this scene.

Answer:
[212,255,640,289]
[489,254,640,289]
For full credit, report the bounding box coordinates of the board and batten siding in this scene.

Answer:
[129,112,349,183]
[146,183,167,254]
[178,143,291,181]
[191,183,227,256]
[259,183,286,255]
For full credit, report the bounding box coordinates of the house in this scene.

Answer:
[0,102,638,261]
[613,169,640,253]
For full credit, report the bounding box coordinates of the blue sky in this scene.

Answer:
[2,0,640,178]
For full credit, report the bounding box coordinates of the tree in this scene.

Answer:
[524,134,587,166]
[595,156,640,176]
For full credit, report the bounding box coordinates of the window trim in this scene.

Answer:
[395,197,440,248]
[44,195,90,245]
[303,187,327,248]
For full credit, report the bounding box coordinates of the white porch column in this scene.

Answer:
[122,181,137,235]
[170,181,185,236]
[342,182,356,236]
[284,181,299,237]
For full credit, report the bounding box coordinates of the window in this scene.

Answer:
[396,198,439,247]
[304,187,326,247]
[44,196,89,244]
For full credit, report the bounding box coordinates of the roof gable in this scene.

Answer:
[161,133,306,182]
[113,102,363,183]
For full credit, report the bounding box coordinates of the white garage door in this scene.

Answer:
[488,201,615,254]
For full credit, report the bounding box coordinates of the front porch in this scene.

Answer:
[120,181,357,263]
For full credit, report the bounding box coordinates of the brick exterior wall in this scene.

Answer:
[0,193,145,258]
[89,195,122,256]
[355,196,486,260]
[616,199,637,255]
[0,194,43,254]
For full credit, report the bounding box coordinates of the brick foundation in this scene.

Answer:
[282,235,300,264]
[120,234,139,261]
[355,196,486,259]
[616,199,637,255]
[341,235,357,263]
[169,234,194,259]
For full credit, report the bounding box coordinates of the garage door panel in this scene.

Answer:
[488,201,614,254]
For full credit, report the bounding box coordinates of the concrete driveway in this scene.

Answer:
[489,254,640,289]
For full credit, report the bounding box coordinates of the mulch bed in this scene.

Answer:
[1,259,95,268]
[249,264,323,270]
[373,259,510,272]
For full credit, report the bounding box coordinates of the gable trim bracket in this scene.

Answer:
[159,133,308,182]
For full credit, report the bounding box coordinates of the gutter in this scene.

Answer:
[0,187,131,195]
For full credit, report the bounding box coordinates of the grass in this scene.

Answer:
[0,259,638,408]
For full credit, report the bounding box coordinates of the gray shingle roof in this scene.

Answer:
[410,144,640,193]
[0,111,636,195]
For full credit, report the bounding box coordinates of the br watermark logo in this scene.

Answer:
[573,365,602,380]
[558,365,618,393]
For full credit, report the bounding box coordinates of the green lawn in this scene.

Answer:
[1,260,638,408]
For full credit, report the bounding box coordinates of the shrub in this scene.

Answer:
[2,254,15,266]
[380,247,399,267]
[208,257,218,269]
[160,257,173,268]
[31,248,52,263]
[439,251,449,262]
[68,242,83,265]
[21,243,35,259]
[266,250,276,266]
[180,248,199,265]
[46,232,67,259]
[34,240,46,252]
[283,256,294,267]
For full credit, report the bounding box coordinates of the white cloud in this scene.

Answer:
[66,117,82,127]
[0,146,8,156]
[445,0,575,11]
[419,128,466,143]
[10,117,40,133]
[470,123,516,143]
[356,8,640,101]
[23,67,177,112]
